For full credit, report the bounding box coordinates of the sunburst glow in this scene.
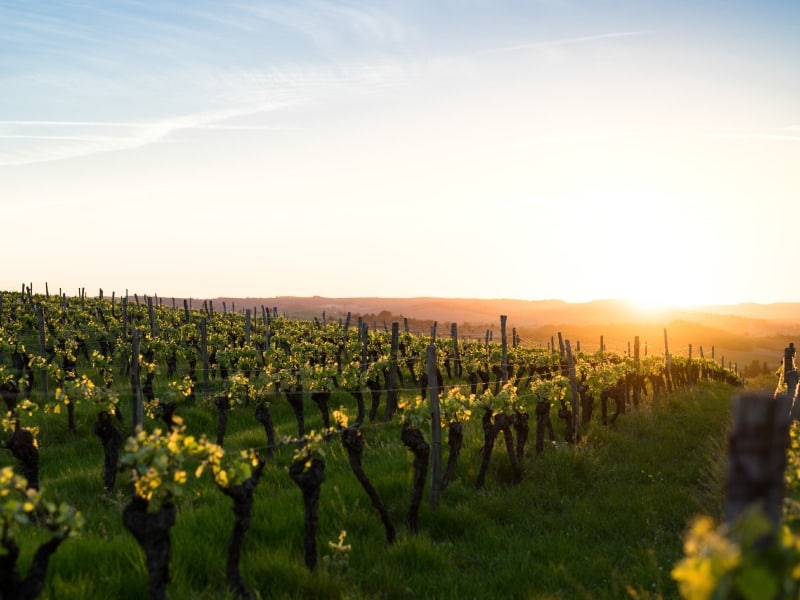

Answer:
[0,2,797,304]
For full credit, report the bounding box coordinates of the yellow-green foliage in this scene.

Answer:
[0,465,84,554]
[672,422,800,599]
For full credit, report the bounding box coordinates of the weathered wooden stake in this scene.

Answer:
[131,330,144,428]
[385,322,400,420]
[36,305,48,399]
[663,328,672,391]
[451,323,461,377]
[427,344,442,508]
[200,319,209,399]
[725,391,791,532]
[245,309,251,345]
[500,315,508,384]
[565,340,580,442]
[147,296,158,338]
[633,336,640,408]
[784,344,800,421]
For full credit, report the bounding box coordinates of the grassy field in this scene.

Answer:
[5,379,740,599]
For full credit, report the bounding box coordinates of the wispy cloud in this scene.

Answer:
[239,0,409,49]
[478,30,655,56]
[0,103,291,167]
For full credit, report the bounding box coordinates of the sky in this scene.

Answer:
[1,1,799,308]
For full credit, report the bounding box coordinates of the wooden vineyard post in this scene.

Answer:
[600,335,604,353]
[565,340,580,442]
[385,322,400,420]
[200,318,209,399]
[147,296,158,338]
[183,299,190,323]
[663,328,672,393]
[360,320,368,370]
[557,332,565,361]
[726,391,791,532]
[131,330,144,429]
[245,309,251,345]
[118,297,129,376]
[122,297,129,337]
[633,336,640,408]
[500,315,508,384]
[427,344,442,508]
[36,304,48,399]
[451,323,461,378]
[785,344,799,421]
[263,309,271,350]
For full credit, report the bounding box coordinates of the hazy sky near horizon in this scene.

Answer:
[2,1,799,307]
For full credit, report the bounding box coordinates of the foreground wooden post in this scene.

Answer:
[663,328,672,392]
[785,344,800,421]
[384,322,400,420]
[245,309,251,345]
[565,340,580,442]
[36,305,48,399]
[200,319,209,399]
[500,315,508,384]
[725,391,791,530]
[633,336,640,408]
[451,323,461,378]
[427,344,442,508]
[130,330,144,429]
[147,296,158,338]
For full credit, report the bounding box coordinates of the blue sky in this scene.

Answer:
[2,1,799,306]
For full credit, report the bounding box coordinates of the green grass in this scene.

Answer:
[3,382,736,599]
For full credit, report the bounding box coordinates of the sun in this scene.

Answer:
[621,287,710,314]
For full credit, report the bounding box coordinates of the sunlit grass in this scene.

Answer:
[3,381,734,599]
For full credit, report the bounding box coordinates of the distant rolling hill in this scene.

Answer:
[206,296,800,369]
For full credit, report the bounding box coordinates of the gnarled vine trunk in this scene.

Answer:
[400,423,429,531]
[122,496,176,600]
[342,426,395,543]
[288,457,325,570]
[8,425,39,491]
[221,461,266,599]
[92,411,123,492]
[1,535,65,600]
